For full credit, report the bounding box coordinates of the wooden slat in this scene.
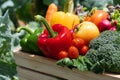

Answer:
[17,66,62,80]
[14,51,120,80]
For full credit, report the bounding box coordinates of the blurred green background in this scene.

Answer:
[0,0,117,28]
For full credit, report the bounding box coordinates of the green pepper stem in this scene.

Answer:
[35,15,56,37]
[16,26,33,34]
[64,0,74,13]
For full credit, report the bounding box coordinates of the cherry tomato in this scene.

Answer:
[80,45,89,56]
[68,46,79,59]
[58,51,68,59]
[72,38,85,49]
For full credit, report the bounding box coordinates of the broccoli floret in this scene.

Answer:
[89,30,120,49]
[86,30,120,73]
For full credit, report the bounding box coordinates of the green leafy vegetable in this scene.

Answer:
[57,56,93,71]
[0,10,19,80]
[0,0,31,27]
[111,10,120,31]
[57,58,73,68]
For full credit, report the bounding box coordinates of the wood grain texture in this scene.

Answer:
[14,51,120,80]
[17,66,61,80]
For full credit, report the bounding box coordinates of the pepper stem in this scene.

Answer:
[64,0,74,13]
[16,26,33,34]
[35,15,56,37]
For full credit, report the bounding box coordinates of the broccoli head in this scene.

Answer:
[89,30,120,49]
[85,30,120,73]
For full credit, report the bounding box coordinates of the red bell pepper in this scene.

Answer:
[35,15,72,59]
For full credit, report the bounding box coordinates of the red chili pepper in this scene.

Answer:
[35,15,72,59]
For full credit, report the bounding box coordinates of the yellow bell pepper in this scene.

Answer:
[50,11,80,29]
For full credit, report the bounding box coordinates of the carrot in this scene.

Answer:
[45,3,58,24]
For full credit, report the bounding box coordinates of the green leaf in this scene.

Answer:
[72,56,88,71]
[0,58,17,79]
[0,10,18,80]
[0,0,32,27]
[57,58,73,67]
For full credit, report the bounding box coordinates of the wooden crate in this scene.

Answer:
[14,51,120,80]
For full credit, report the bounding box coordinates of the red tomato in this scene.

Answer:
[80,45,89,55]
[58,51,68,59]
[72,38,85,49]
[68,46,79,59]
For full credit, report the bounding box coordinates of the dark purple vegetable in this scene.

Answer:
[97,19,112,32]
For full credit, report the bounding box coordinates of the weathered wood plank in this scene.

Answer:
[17,66,63,80]
[14,51,120,80]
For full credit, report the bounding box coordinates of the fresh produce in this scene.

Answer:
[80,45,89,56]
[2,0,120,79]
[72,37,89,56]
[57,56,93,71]
[0,10,18,80]
[72,38,86,49]
[68,46,79,59]
[86,30,120,73]
[73,21,100,44]
[97,19,112,32]
[58,51,68,60]
[35,15,72,59]
[57,30,120,74]
[85,10,109,26]
[17,26,44,55]
[110,10,120,31]
[19,33,30,52]
[45,3,58,24]
[57,58,74,69]
[50,11,80,29]
[49,0,79,30]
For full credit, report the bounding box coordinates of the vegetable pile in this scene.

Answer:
[16,0,120,74]
[57,28,120,74]
[2,1,120,80]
